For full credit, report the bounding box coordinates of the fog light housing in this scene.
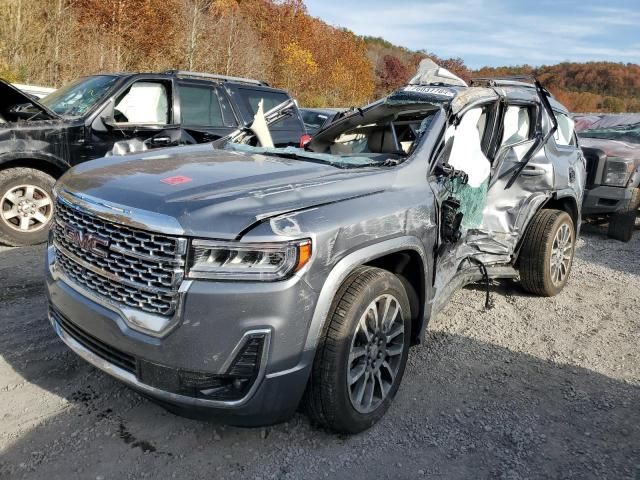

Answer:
[137,332,268,401]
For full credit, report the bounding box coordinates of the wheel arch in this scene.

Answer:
[514,193,579,265]
[303,237,429,356]
[543,194,579,228]
[364,250,426,345]
[0,154,69,179]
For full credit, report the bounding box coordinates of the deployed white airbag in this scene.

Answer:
[115,82,168,124]
[250,99,274,148]
[445,108,490,188]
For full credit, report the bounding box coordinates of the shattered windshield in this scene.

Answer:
[299,99,441,167]
[579,125,640,144]
[224,143,389,168]
[217,89,447,168]
[575,114,640,144]
[226,105,440,169]
[40,75,118,117]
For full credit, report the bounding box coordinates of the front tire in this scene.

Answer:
[0,167,56,246]
[519,209,575,296]
[305,266,411,434]
[607,188,639,242]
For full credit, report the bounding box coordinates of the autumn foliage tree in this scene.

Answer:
[376,55,409,93]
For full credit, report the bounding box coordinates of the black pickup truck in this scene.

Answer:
[576,114,640,242]
[0,71,305,246]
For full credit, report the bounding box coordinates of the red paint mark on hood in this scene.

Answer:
[161,175,193,185]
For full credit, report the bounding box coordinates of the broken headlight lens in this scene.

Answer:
[187,239,312,281]
[603,157,634,187]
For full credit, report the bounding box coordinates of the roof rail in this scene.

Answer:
[470,75,536,88]
[163,70,268,86]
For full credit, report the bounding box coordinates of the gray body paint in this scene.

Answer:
[45,81,585,425]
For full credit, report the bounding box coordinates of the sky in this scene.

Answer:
[304,0,640,69]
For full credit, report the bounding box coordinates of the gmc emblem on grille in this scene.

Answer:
[63,226,110,258]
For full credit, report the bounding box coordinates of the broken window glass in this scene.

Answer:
[443,107,491,229]
[39,75,118,117]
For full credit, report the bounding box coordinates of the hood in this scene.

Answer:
[580,137,640,164]
[59,144,392,238]
[0,79,60,122]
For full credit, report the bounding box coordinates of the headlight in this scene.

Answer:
[603,157,634,187]
[187,239,312,280]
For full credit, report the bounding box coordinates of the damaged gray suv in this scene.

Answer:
[46,61,585,433]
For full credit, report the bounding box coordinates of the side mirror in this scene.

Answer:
[100,115,116,129]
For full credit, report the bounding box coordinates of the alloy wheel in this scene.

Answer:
[1,184,53,232]
[550,222,573,286]
[347,294,405,414]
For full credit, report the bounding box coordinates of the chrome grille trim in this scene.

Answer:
[54,241,176,296]
[52,197,187,317]
[55,197,187,260]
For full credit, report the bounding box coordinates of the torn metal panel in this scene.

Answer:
[409,58,468,87]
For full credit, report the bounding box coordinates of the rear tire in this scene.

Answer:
[305,266,411,434]
[607,188,639,242]
[0,167,56,246]
[519,209,575,297]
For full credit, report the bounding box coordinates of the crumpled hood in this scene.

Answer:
[0,79,60,122]
[580,138,640,165]
[59,144,391,238]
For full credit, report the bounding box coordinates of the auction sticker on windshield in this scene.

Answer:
[402,85,455,97]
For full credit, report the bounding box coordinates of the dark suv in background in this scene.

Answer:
[0,71,305,246]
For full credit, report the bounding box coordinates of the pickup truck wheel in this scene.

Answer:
[305,266,411,433]
[519,209,575,297]
[0,168,56,246]
[607,188,639,242]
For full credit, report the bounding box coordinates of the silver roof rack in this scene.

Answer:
[164,70,267,86]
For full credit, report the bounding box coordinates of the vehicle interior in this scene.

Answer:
[307,105,440,162]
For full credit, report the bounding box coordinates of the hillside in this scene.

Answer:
[0,0,636,112]
[364,37,639,113]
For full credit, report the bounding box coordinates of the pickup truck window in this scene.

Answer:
[179,84,226,127]
[237,88,298,130]
[242,89,289,114]
[114,81,170,125]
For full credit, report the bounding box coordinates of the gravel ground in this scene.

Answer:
[0,224,638,480]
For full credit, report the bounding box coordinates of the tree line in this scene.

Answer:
[1,0,637,112]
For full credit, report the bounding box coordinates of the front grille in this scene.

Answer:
[53,198,186,316]
[51,307,136,373]
[581,147,602,187]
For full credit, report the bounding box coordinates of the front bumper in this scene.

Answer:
[46,246,318,425]
[582,185,636,216]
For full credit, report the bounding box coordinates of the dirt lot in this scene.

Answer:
[0,224,638,480]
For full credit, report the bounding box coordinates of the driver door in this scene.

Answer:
[89,78,185,157]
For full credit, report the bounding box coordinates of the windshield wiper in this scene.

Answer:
[262,151,341,167]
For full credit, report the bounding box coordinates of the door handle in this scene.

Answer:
[521,166,546,176]
[149,136,172,146]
